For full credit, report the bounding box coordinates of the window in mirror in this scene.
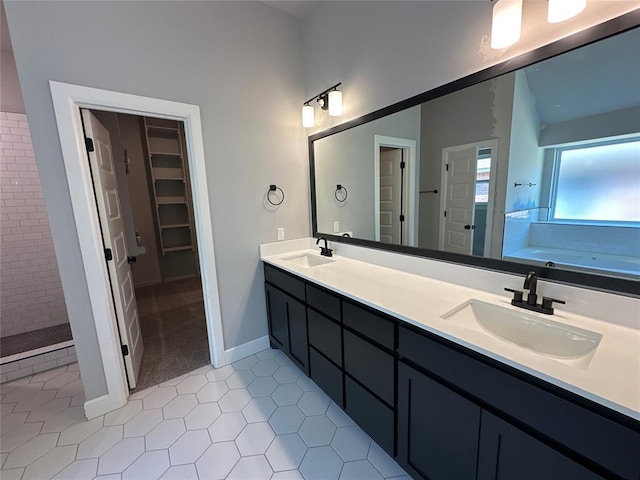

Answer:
[551,138,640,223]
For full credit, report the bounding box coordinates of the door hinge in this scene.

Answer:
[85,138,94,152]
[444,210,447,217]
[399,215,405,222]
[400,161,406,169]
[121,345,129,356]
[104,248,113,261]
[445,164,449,171]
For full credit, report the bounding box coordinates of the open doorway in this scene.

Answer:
[83,110,208,392]
[439,140,498,256]
[374,135,418,246]
[51,82,224,418]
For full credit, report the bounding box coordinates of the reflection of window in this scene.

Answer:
[475,148,491,203]
[551,138,640,223]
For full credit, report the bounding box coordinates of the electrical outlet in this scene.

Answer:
[333,221,340,233]
[277,227,285,241]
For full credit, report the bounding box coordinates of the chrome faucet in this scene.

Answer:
[504,271,566,315]
[316,237,333,257]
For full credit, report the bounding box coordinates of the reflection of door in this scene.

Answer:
[441,146,477,255]
[379,148,402,244]
[82,110,144,389]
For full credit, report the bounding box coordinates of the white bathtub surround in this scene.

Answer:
[261,239,640,420]
[0,112,69,337]
[0,344,76,383]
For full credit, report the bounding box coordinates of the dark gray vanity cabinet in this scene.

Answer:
[263,263,640,480]
[477,411,603,480]
[397,362,481,480]
[264,266,308,374]
[398,324,640,480]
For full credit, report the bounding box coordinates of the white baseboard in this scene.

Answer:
[84,393,125,420]
[224,335,270,364]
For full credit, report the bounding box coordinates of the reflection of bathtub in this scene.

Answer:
[504,246,640,278]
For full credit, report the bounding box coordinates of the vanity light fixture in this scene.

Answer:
[548,0,586,23]
[490,0,523,49]
[302,83,342,127]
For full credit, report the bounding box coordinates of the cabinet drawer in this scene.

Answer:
[343,301,394,349]
[310,347,343,408]
[345,376,394,455]
[264,264,305,301]
[308,308,342,366]
[306,284,341,321]
[399,326,640,480]
[344,330,394,405]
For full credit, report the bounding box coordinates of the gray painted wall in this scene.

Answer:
[4,0,307,401]
[314,106,420,240]
[0,4,24,114]
[418,75,514,256]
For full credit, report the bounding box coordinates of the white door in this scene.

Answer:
[442,146,477,255]
[379,149,402,244]
[82,109,144,389]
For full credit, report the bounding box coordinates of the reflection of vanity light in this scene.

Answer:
[548,0,586,23]
[302,104,315,128]
[302,82,342,127]
[491,0,523,49]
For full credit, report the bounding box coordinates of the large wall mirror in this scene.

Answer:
[310,13,640,295]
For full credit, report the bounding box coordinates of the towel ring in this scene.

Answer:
[335,184,348,203]
[267,185,285,206]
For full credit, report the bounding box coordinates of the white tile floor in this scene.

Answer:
[0,348,410,480]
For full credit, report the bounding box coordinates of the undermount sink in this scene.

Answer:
[281,253,335,268]
[442,300,602,359]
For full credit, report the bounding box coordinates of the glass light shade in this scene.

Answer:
[302,105,314,128]
[548,0,586,23]
[328,90,343,116]
[490,0,523,49]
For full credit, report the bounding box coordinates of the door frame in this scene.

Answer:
[373,135,418,246]
[439,139,499,256]
[50,81,225,416]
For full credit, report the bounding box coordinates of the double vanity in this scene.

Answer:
[260,239,640,480]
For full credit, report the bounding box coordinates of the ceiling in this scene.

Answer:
[262,0,318,19]
[524,27,640,125]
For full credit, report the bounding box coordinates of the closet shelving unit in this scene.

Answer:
[143,118,195,256]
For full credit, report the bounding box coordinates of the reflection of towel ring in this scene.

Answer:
[335,184,348,203]
[267,185,285,206]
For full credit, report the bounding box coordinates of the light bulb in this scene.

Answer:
[328,90,343,117]
[548,0,586,23]
[491,0,523,49]
[302,105,314,128]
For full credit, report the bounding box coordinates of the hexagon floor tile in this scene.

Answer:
[0,354,406,480]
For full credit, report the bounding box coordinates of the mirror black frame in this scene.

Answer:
[309,11,640,296]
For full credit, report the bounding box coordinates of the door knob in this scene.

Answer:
[127,256,137,264]
[464,225,476,230]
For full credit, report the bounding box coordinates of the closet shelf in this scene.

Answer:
[163,245,193,253]
[150,152,183,157]
[156,197,187,205]
[160,223,191,229]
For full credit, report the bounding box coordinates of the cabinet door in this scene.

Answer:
[478,411,604,480]
[398,362,481,480]
[285,294,308,374]
[266,284,287,350]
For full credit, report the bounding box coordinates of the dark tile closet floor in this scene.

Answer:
[132,276,210,392]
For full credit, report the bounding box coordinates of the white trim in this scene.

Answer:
[373,135,418,246]
[224,335,270,364]
[49,81,225,419]
[0,341,74,365]
[83,394,114,420]
[439,139,499,255]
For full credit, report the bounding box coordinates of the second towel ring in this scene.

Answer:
[335,184,348,203]
[267,185,285,206]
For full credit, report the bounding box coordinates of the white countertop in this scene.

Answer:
[261,246,640,421]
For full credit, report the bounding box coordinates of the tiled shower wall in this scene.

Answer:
[0,112,69,337]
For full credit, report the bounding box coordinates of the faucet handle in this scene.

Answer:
[542,297,566,310]
[504,287,523,303]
